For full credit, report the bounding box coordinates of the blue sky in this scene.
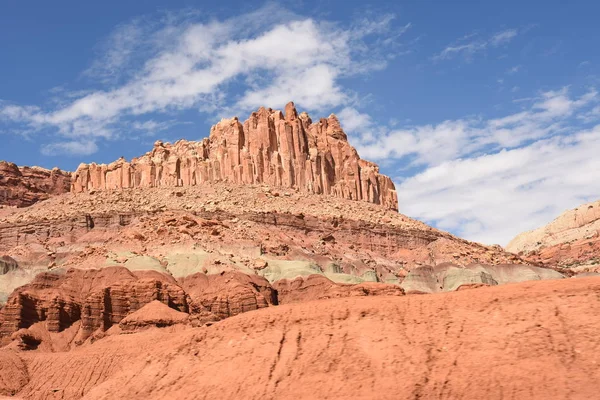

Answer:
[1,0,599,245]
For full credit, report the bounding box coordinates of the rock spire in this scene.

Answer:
[71,102,398,210]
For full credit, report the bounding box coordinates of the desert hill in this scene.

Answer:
[507,199,600,272]
[1,276,598,399]
[0,102,577,399]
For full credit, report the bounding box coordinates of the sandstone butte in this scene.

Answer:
[507,199,600,272]
[0,161,71,208]
[70,102,398,210]
[0,102,597,400]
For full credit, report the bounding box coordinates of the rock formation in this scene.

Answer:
[0,256,18,275]
[71,102,398,210]
[273,274,404,304]
[179,271,277,320]
[399,263,564,294]
[0,161,71,207]
[0,268,189,343]
[507,200,600,272]
[119,300,190,332]
[2,276,600,399]
[0,178,540,310]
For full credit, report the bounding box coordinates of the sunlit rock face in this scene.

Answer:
[0,162,71,207]
[71,102,398,210]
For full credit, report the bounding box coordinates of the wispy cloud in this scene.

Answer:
[131,119,187,136]
[490,29,518,46]
[351,87,598,165]
[433,28,519,61]
[506,65,521,74]
[396,126,600,245]
[339,87,600,245]
[0,4,406,155]
[41,140,98,156]
[83,17,147,84]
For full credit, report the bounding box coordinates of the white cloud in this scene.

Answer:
[83,17,146,83]
[349,88,598,166]
[490,29,518,46]
[433,28,519,61]
[1,5,403,155]
[396,126,600,245]
[506,65,521,74]
[577,106,600,123]
[131,119,182,134]
[41,140,98,156]
[337,107,373,133]
[433,42,487,61]
[337,87,599,245]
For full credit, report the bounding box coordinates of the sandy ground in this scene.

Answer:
[1,276,598,399]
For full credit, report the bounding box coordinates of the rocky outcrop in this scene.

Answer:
[0,267,279,344]
[273,274,404,304]
[119,300,190,332]
[80,278,188,339]
[399,263,565,294]
[179,271,277,320]
[0,268,188,343]
[3,277,599,400]
[71,102,398,210]
[507,200,600,271]
[0,161,71,207]
[0,256,18,275]
[0,180,532,297]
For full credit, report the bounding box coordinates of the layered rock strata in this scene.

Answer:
[3,277,600,400]
[0,161,71,207]
[507,200,600,271]
[71,102,398,210]
[0,268,188,342]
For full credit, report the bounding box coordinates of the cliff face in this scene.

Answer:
[71,102,398,210]
[507,200,600,271]
[0,162,71,207]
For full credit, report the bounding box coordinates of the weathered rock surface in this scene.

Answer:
[2,276,599,399]
[0,256,18,275]
[273,274,404,304]
[0,183,529,295]
[179,271,277,321]
[400,263,564,294]
[507,200,600,271]
[71,103,398,210]
[0,267,188,344]
[0,161,71,207]
[0,350,28,396]
[119,300,190,332]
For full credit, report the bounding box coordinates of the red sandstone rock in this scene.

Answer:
[0,184,529,280]
[0,256,18,275]
[179,271,277,321]
[0,267,187,344]
[119,300,190,332]
[0,350,28,396]
[273,274,404,304]
[2,277,600,399]
[0,161,71,207]
[71,103,398,210]
[507,199,600,272]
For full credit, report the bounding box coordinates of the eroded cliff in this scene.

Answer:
[71,102,398,210]
[0,162,71,207]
